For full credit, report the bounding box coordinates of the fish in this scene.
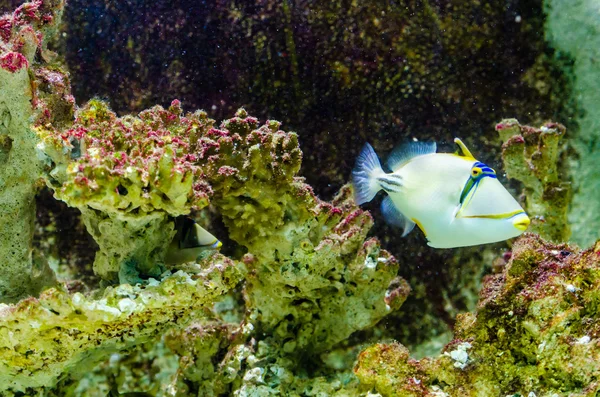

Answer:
[164,216,222,264]
[352,138,530,248]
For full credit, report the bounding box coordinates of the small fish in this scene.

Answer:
[352,138,530,248]
[165,217,222,264]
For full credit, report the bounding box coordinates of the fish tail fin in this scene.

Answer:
[352,143,385,205]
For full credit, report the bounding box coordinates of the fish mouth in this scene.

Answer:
[512,215,531,231]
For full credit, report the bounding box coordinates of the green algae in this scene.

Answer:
[497,119,571,243]
[0,0,67,303]
[0,254,244,393]
[355,234,600,396]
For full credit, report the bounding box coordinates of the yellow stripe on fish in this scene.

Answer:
[352,138,530,248]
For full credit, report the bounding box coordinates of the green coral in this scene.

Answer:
[0,0,70,302]
[36,99,214,282]
[160,183,409,395]
[0,253,244,394]
[497,119,571,242]
[39,99,212,216]
[7,84,409,394]
[355,234,600,396]
[35,102,306,283]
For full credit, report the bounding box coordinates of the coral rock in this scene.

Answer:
[0,253,244,393]
[497,119,571,242]
[355,234,600,396]
[0,0,67,302]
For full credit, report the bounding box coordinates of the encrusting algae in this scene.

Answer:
[355,234,600,397]
[497,119,571,243]
[0,0,68,303]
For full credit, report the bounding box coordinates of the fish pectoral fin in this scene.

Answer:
[381,196,416,237]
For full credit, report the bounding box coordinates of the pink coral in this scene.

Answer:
[0,51,28,72]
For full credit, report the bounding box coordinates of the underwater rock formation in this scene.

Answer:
[355,233,600,396]
[0,0,70,303]
[0,6,409,387]
[497,119,570,243]
[36,99,216,282]
[163,185,408,395]
[0,254,244,393]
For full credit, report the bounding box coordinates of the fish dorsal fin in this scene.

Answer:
[386,141,437,171]
[454,138,476,159]
[381,196,416,237]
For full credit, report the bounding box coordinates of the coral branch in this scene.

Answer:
[0,254,244,393]
[497,119,571,242]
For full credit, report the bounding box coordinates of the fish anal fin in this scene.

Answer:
[411,217,427,237]
[381,196,415,237]
[386,141,436,172]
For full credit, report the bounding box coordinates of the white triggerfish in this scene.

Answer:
[352,138,530,248]
[165,217,223,264]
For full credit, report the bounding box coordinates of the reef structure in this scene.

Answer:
[36,99,218,283]
[0,255,244,392]
[1,103,408,393]
[497,119,570,243]
[0,0,71,303]
[0,2,408,387]
[355,233,600,396]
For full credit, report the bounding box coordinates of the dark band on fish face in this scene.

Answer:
[459,162,496,205]
[177,217,199,249]
[377,174,403,193]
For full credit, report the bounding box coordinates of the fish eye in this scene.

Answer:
[471,168,480,176]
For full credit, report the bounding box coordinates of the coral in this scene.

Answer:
[497,119,570,242]
[355,233,600,396]
[162,183,408,395]
[190,110,408,353]
[165,321,363,396]
[242,185,409,354]
[28,89,409,394]
[0,0,71,303]
[36,99,215,281]
[36,101,304,282]
[0,253,244,394]
[52,339,180,396]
